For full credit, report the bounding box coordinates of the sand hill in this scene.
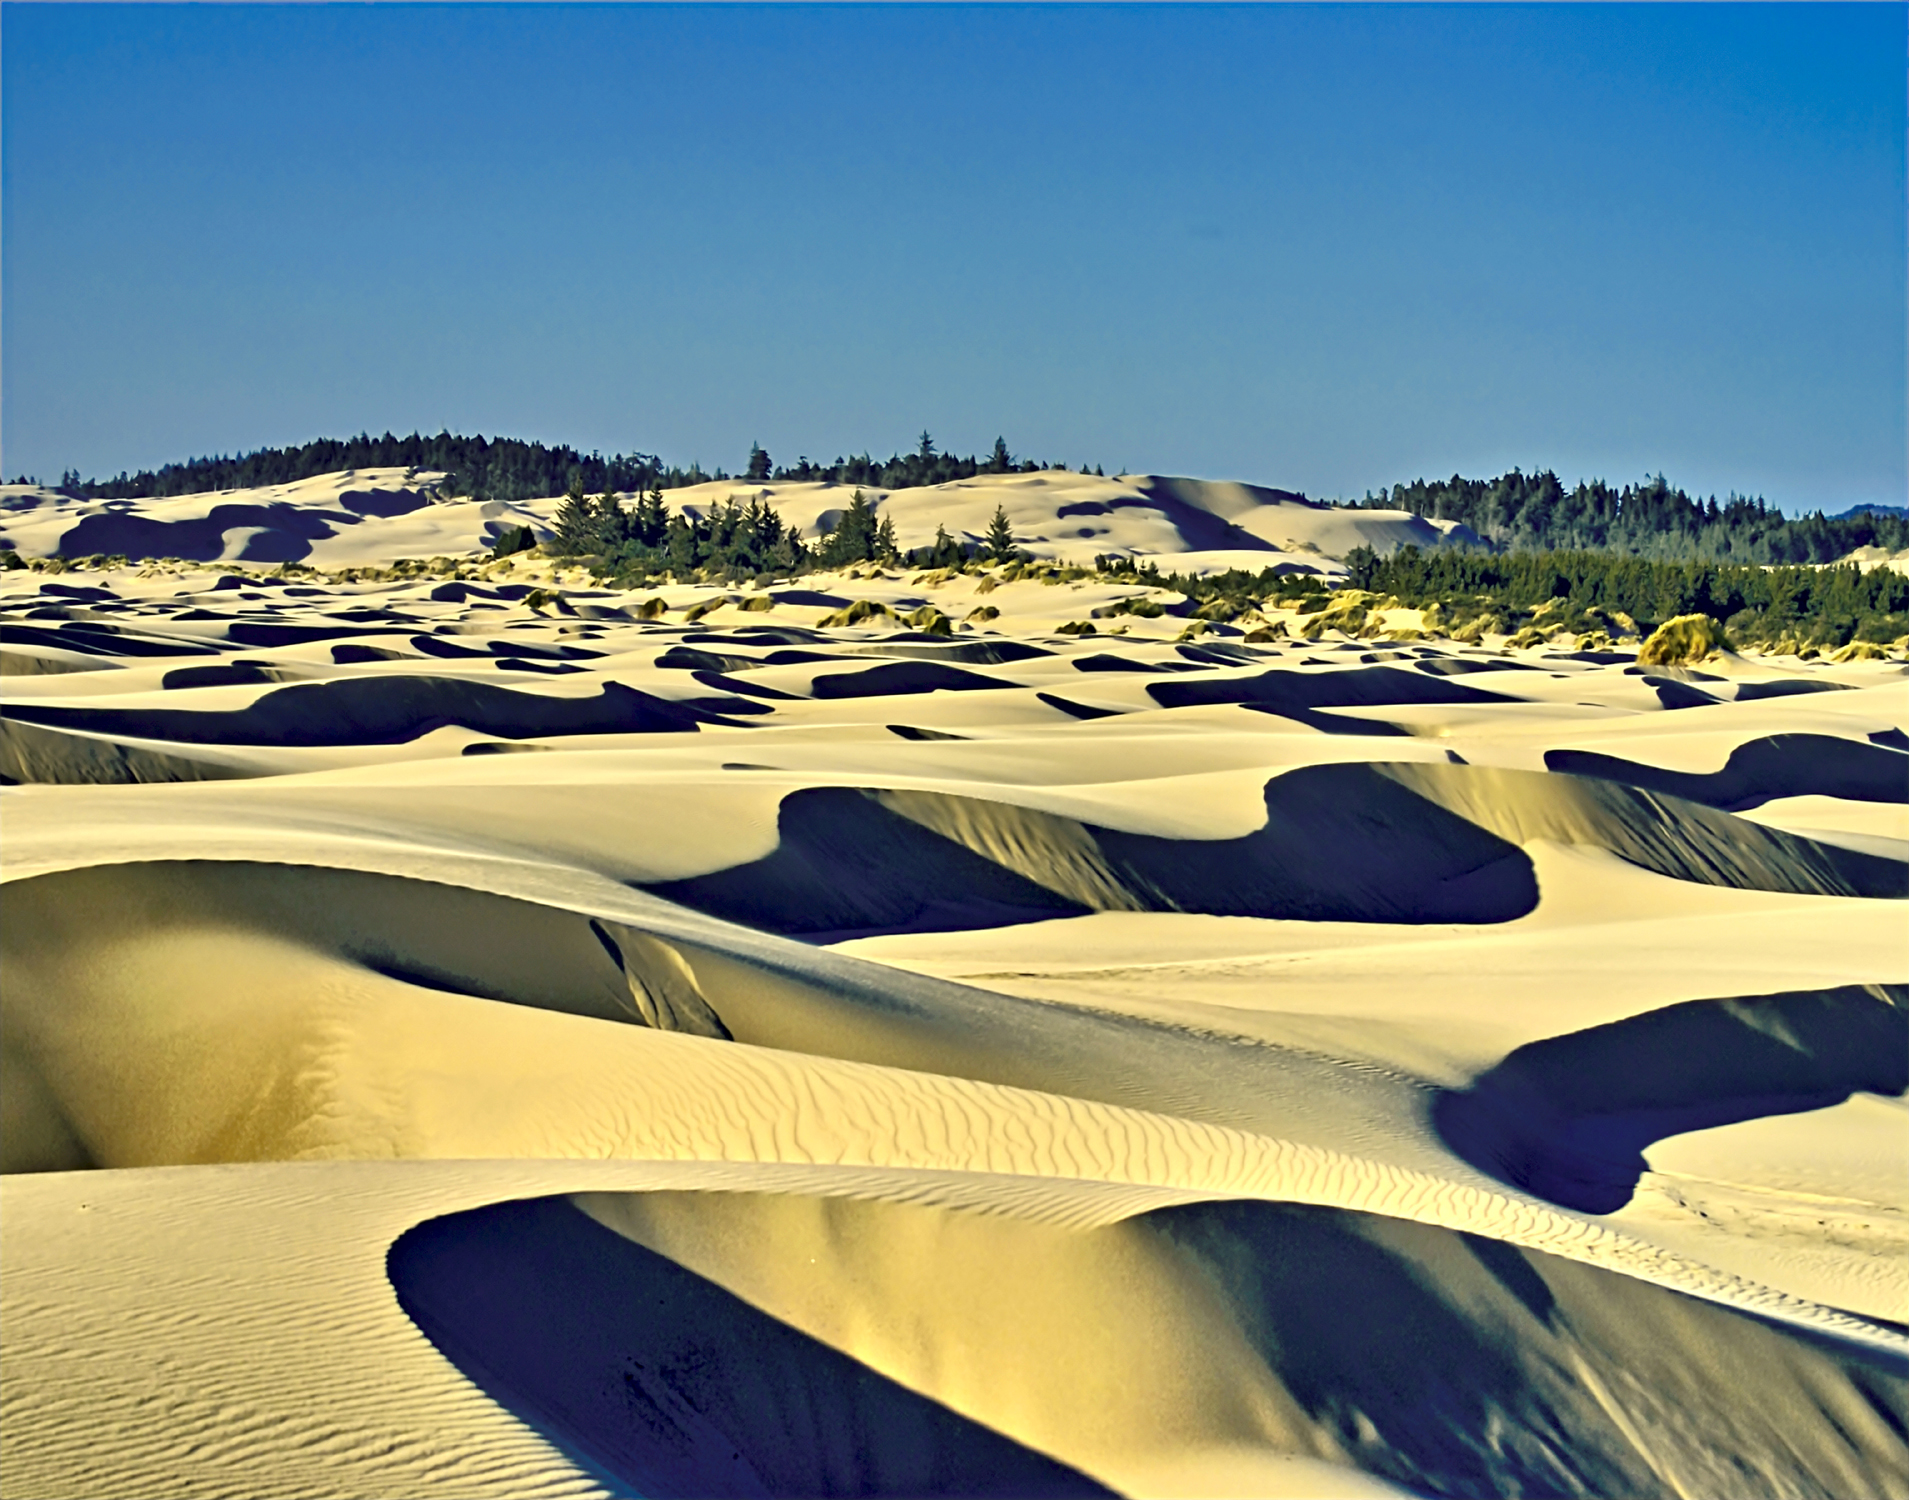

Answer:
[2,534,1905,1498]
[0,466,1482,574]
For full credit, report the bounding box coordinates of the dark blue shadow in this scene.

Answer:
[387,1196,1115,1499]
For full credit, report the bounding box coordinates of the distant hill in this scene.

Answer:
[20,431,1905,565]
[31,433,676,505]
[24,431,1074,506]
[0,466,1450,575]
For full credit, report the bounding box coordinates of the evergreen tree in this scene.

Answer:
[489,525,536,559]
[988,437,1012,474]
[874,513,899,563]
[553,475,595,554]
[985,503,1018,561]
[666,513,700,575]
[746,443,773,483]
[929,522,963,568]
[632,484,668,547]
[591,484,625,547]
[821,489,879,566]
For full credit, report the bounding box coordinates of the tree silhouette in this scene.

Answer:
[927,522,965,568]
[632,485,668,547]
[986,503,1018,561]
[553,475,595,554]
[821,489,879,566]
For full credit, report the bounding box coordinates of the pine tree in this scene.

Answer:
[988,437,1011,474]
[633,485,668,547]
[823,489,878,566]
[553,475,595,554]
[666,513,700,574]
[930,522,962,568]
[746,443,773,483]
[985,503,1017,561]
[874,513,899,562]
[591,484,625,547]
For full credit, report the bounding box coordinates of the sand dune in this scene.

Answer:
[3,541,1906,1498]
[1,466,1478,573]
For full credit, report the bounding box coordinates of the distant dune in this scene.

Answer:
[0,465,1483,573]
[3,512,1905,1499]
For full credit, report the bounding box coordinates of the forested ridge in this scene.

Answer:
[30,431,1074,504]
[1352,470,1908,563]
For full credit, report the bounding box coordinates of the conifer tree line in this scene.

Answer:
[33,430,1083,504]
[41,433,676,503]
[748,431,1083,489]
[1351,470,1908,564]
[542,471,1018,580]
[1333,545,1908,649]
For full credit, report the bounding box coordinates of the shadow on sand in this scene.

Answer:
[1434,983,1909,1214]
[387,1195,1112,1500]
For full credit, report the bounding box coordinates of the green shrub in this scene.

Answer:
[490,525,537,559]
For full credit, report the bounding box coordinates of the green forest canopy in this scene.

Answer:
[1350,469,1908,564]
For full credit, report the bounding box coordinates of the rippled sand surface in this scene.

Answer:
[4,550,1906,1499]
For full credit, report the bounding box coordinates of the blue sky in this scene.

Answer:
[3,3,1903,511]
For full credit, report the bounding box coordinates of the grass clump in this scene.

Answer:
[904,605,953,635]
[819,599,898,628]
[1637,613,1731,665]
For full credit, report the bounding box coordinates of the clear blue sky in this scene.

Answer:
[3,3,1903,512]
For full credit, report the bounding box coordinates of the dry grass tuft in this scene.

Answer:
[819,599,899,628]
[1637,613,1731,666]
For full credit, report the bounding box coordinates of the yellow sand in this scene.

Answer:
[3,499,1906,1498]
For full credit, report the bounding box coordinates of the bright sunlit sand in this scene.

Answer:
[3,467,1905,1499]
